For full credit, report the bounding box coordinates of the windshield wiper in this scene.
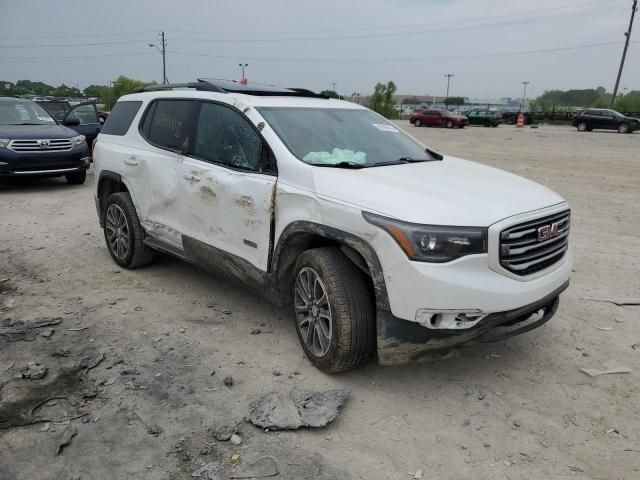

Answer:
[12,123,45,125]
[308,161,366,169]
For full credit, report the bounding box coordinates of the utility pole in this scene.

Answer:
[612,0,637,106]
[521,81,530,112]
[444,74,454,100]
[331,82,337,93]
[149,32,168,84]
[161,31,167,84]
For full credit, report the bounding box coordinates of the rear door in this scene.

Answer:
[178,100,277,272]
[585,110,603,129]
[131,99,199,248]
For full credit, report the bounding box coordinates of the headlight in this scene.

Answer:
[363,212,487,263]
[71,135,86,145]
[0,139,10,148]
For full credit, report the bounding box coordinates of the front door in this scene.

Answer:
[65,103,102,149]
[178,100,276,273]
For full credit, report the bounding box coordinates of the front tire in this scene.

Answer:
[65,170,86,185]
[103,192,154,269]
[577,122,588,132]
[618,123,630,134]
[414,119,422,127]
[446,120,453,128]
[293,248,375,373]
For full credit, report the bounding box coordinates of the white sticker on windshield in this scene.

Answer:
[372,123,400,133]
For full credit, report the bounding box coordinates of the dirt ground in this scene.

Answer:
[1,123,639,480]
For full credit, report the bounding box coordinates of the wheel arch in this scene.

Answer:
[269,221,390,311]
[96,170,130,227]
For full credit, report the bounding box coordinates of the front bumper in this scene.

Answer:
[377,280,568,365]
[0,145,90,177]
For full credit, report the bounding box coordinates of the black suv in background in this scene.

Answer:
[573,108,640,134]
[0,97,90,184]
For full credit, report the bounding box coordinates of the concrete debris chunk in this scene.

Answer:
[56,426,78,455]
[16,362,48,380]
[230,455,279,478]
[249,389,350,430]
[211,424,235,441]
[581,367,632,377]
[191,462,219,479]
[0,317,62,343]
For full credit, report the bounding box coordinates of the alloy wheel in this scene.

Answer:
[294,267,332,358]
[105,204,130,260]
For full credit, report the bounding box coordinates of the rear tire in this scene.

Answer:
[292,248,375,373]
[103,192,154,269]
[65,170,86,185]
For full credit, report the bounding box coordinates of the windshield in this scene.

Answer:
[257,107,430,166]
[0,101,56,125]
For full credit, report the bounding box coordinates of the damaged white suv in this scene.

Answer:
[93,79,571,372]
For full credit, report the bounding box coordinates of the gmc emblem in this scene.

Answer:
[538,222,561,242]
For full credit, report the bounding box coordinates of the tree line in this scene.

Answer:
[0,76,156,110]
[2,77,639,116]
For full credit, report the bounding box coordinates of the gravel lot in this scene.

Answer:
[1,123,639,480]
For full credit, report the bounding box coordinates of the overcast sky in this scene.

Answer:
[1,0,638,99]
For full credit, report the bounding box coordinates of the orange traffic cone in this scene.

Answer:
[516,113,525,128]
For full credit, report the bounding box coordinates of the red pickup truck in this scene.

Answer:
[410,109,468,128]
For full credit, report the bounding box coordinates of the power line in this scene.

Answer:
[0,30,158,41]
[0,52,154,63]
[166,0,625,36]
[166,41,625,64]
[0,40,151,49]
[168,5,626,43]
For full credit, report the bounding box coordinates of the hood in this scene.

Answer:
[312,156,566,226]
[0,124,78,140]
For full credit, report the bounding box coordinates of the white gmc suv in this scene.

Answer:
[93,79,571,372]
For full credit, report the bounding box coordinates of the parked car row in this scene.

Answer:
[409,106,639,134]
[409,108,504,129]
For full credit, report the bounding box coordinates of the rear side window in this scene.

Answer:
[141,100,198,152]
[101,101,142,136]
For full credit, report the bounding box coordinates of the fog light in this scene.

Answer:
[415,309,487,330]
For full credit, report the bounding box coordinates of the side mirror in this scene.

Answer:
[63,117,81,126]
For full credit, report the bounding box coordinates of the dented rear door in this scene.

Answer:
[178,101,276,272]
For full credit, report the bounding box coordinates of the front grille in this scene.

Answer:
[500,210,570,276]
[9,139,73,152]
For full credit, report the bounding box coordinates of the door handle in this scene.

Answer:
[183,173,201,182]
[124,156,139,166]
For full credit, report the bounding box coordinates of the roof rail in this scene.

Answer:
[132,78,328,98]
[132,81,225,93]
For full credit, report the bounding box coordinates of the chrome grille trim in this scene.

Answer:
[500,210,570,276]
[8,138,74,152]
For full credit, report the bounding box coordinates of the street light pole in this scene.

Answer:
[612,0,638,106]
[444,74,454,100]
[238,63,248,82]
[521,81,530,112]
